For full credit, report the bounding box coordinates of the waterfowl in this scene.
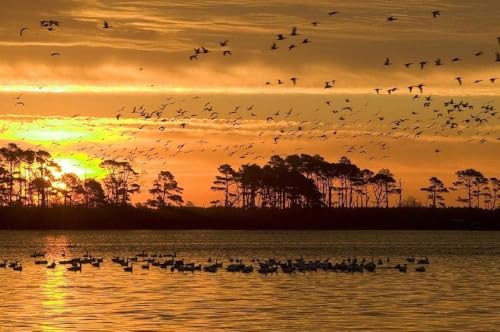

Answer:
[67,264,82,272]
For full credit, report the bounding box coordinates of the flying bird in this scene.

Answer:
[19,27,28,37]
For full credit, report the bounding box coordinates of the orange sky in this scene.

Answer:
[0,0,498,206]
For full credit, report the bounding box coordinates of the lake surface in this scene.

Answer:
[0,230,499,331]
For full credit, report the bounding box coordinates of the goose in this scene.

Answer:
[203,264,218,273]
[13,265,23,272]
[417,257,430,264]
[396,264,407,272]
[242,265,253,273]
[0,260,7,268]
[67,264,82,272]
[124,264,133,273]
[47,261,56,269]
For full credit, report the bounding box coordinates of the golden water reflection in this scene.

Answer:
[0,231,498,331]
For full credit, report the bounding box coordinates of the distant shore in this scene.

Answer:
[0,207,498,230]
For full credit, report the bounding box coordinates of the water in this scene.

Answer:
[0,230,499,331]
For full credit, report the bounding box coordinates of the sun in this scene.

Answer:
[53,155,107,180]
[55,157,86,177]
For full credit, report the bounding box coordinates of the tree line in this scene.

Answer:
[0,143,183,208]
[211,154,499,210]
[0,144,497,210]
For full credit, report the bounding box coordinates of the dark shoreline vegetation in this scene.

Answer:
[0,142,498,230]
[0,207,498,230]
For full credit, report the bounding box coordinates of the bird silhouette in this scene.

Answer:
[19,27,28,37]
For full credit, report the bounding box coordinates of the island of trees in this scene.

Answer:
[0,143,498,230]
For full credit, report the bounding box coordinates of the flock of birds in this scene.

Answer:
[8,6,500,180]
[0,249,430,274]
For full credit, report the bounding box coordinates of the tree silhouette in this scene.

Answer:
[489,177,499,210]
[83,179,106,207]
[211,164,237,207]
[100,160,140,206]
[453,169,486,208]
[370,169,397,208]
[147,170,184,208]
[60,173,83,206]
[421,177,448,208]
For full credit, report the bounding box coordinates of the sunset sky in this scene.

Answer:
[0,0,498,205]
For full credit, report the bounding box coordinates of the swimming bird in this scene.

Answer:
[432,11,441,18]
[103,21,111,29]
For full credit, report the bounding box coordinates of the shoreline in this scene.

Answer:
[0,207,498,230]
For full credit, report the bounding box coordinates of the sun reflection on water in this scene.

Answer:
[41,236,69,332]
